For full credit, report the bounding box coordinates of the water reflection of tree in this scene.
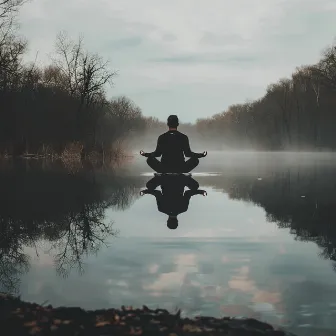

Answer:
[200,164,336,270]
[0,161,143,293]
[0,218,30,294]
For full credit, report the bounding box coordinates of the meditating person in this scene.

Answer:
[140,115,207,173]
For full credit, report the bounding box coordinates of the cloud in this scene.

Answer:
[17,0,336,121]
[149,54,258,64]
[107,37,144,49]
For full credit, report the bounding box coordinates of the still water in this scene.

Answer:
[1,152,336,335]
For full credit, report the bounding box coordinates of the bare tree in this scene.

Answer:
[51,204,118,278]
[0,32,26,90]
[0,0,25,19]
[316,42,336,90]
[53,32,117,110]
[0,0,26,35]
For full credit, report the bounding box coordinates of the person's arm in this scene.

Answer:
[140,189,165,214]
[145,136,162,158]
[141,189,162,198]
[177,190,205,215]
[184,189,206,199]
[183,136,206,158]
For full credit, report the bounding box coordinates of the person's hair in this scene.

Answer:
[167,115,179,128]
[167,216,178,229]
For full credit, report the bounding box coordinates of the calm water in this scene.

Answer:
[2,153,336,336]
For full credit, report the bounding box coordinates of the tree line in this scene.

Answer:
[196,41,336,151]
[0,0,149,160]
[4,0,336,157]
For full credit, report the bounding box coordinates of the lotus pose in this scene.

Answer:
[140,174,206,229]
[140,115,207,173]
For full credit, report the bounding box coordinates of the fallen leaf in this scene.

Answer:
[62,320,71,325]
[24,321,37,327]
[53,319,61,325]
[29,326,42,335]
[96,321,110,327]
[150,319,160,324]
[183,324,202,332]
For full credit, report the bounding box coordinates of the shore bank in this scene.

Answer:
[0,293,296,335]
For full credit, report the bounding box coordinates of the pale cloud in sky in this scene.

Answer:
[18,0,336,121]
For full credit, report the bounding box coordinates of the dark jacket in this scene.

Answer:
[147,130,204,165]
[147,189,203,216]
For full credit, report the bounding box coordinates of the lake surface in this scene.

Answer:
[1,152,336,336]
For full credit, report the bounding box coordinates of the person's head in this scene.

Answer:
[167,115,179,129]
[167,216,178,229]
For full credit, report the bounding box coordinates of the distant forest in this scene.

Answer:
[0,0,150,160]
[2,1,336,158]
[196,43,336,151]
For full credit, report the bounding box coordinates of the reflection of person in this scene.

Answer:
[140,115,207,173]
[140,174,206,229]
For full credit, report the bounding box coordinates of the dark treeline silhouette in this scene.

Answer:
[0,1,149,159]
[196,41,336,150]
[0,160,145,293]
[195,157,336,272]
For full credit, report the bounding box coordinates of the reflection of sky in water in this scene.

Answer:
[21,186,336,335]
[110,187,280,238]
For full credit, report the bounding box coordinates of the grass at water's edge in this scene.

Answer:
[0,141,130,163]
[0,293,297,335]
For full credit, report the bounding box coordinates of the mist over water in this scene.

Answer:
[1,153,336,335]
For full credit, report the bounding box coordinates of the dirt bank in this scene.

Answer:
[0,293,296,335]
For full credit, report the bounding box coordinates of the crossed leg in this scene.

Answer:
[146,157,199,173]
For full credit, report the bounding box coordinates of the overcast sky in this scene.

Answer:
[18,0,336,122]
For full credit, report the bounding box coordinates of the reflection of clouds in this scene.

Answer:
[200,285,227,300]
[228,266,255,292]
[221,256,230,263]
[220,304,261,318]
[144,253,198,292]
[226,264,281,321]
[106,279,129,287]
[278,244,287,255]
[181,228,235,238]
[117,280,128,287]
[22,237,336,332]
[148,264,159,274]
[143,272,185,291]
[174,253,197,267]
[253,291,281,305]
[108,288,132,297]
[221,255,251,264]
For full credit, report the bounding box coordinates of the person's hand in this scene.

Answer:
[140,150,146,156]
[203,191,207,196]
[202,151,207,157]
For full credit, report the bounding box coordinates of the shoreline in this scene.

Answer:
[0,293,296,335]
